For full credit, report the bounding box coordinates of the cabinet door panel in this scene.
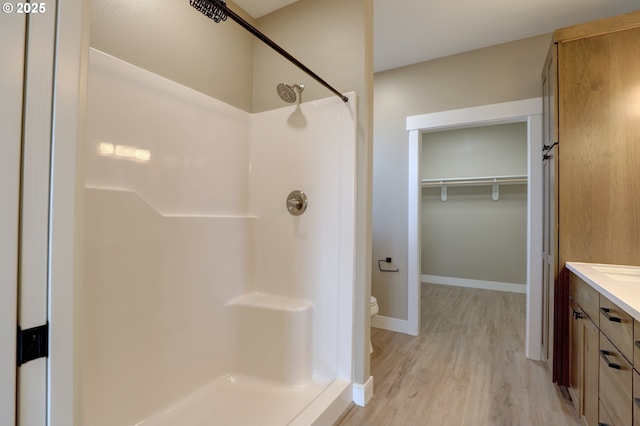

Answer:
[558,26,640,268]
[633,370,640,426]
[600,295,634,364]
[583,317,598,425]
[600,400,615,426]
[634,319,640,369]
[570,274,599,324]
[568,300,583,412]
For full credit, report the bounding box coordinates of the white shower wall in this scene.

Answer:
[83,49,356,425]
[250,100,357,383]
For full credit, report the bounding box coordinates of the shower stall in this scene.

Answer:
[83,48,357,425]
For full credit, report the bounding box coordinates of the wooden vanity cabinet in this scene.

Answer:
[569,272,640,425]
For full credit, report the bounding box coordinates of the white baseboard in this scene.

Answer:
[352,376,374,407]
[421,275,526,294]
[371,315,408,333]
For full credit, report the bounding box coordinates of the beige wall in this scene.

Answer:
[91,0,372,115]
[372,33,552,320]
[252,0,368,112]
[91,0,255,112]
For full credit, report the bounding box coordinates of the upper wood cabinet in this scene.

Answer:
[542,9,640,387]
[555,12,640,268]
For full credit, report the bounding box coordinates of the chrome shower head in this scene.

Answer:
[277,83,304,104]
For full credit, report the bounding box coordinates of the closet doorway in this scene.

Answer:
[406,98,543,361]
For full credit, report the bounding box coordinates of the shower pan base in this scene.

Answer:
[136,376,351,426]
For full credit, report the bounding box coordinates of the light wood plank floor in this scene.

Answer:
[335,283,581,426]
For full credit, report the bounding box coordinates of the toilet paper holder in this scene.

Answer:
[378,257,399,272]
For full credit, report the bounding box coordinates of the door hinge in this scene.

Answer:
[17,323,49,366]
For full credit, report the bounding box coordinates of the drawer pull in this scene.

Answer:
[600,307,622,323]
[635,340,640,350]
[572,309,584,320]
[635,398,640,409]
[598,423,610,426]
[599,349,621,369]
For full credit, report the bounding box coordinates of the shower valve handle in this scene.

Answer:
[286,190,308,216]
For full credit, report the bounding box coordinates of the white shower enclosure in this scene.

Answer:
[83,49,357,425]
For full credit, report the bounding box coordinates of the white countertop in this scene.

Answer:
[566,262,640,322]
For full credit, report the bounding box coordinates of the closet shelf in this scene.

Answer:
[421,174,527,201]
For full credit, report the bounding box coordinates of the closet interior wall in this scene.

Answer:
[421,122,528,289]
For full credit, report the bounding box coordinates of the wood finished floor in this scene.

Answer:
[335,283,581,426]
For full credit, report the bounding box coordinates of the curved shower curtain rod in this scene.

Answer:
[190,0,349,103]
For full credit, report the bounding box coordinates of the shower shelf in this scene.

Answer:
[421,174,527,201]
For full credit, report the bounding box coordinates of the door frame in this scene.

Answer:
[47,0,89,424]
[405,98,543,360]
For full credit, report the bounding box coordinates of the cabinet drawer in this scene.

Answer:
[600,294,634,363]
[600,400,615,426]
[600,332,632,426]
[634,370,640,426]
[634,319,640,368]
[570,274,600,323]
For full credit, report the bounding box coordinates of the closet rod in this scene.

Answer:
[421,175,527,187]
[422,175,527,201]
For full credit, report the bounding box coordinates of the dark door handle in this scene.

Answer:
[599,349,621,369]
[600,307,622,323]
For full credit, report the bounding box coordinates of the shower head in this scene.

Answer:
[190,0,227,23]
[277,83,305,104]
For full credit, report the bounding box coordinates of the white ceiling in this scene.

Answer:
[233,0,639,72]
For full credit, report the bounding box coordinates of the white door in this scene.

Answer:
[0,11,27,426]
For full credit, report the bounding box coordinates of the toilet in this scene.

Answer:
[370,296,379,353]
